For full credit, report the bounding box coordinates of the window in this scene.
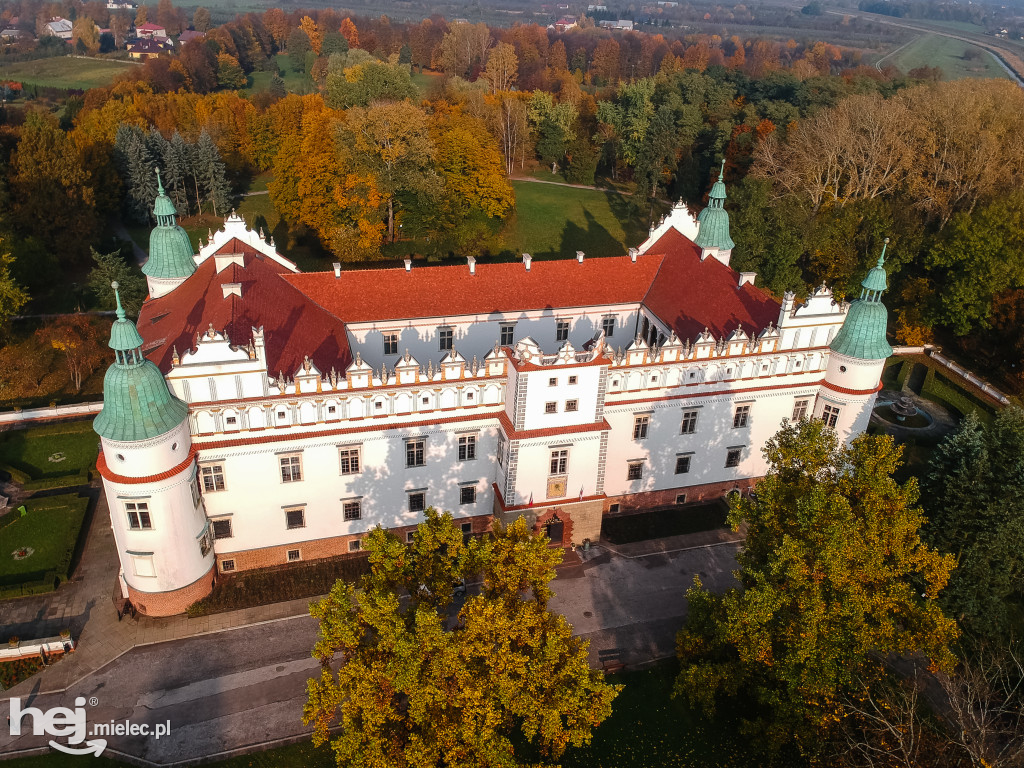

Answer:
[406,531,416,543]
[609,503,620,514]
[675,455,691,474]
[285,508,305,529]
[348,540,362,552]
[497,434,506,467]
[383,332,398,355]
[549,377,558,386]
[568,375,577,385]
[822,404,841,428]
[545,402,557,414]
[627,461,644,481]
[126,501,152,530]
[339,446,361,475]
[458,435,477,461]
[225,416,237,426]
[343,500,362,521]
[565,399,578,412]
[287,549,301,562]
[681,410,698,434]
[500,324,515,346]
[408,491,426,513]
[212,519,233,540]
[406,438,425,467]
[675,493,687,505]
[328,405,336,414]
[191,476,201,509]
[602,317,615,337]
[277,410,287,421]
[131,554,155,578]
[439,328,453,351]
[725,448,742,468]
[221,559,235,573]
[792,399,810,421]
[201,464,225,492]
[198,526,213,557]
[550,449,568,475]
[733,405,751,428]
[633,414,650,440]
[462,521,473,543]
[460,485,477,505]
[556,320,569,342]
[280,454,302,483]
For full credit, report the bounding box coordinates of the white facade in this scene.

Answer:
[101,206,888,611]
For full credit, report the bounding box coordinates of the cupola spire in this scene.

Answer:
[829,237,893,361]
[143,166,197,293]
[694,158,735,252]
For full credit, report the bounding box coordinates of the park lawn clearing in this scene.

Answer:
[0,57,137,90]
[501,180,656,260]
[0,420,98,488]
[0,493,89,592]
[887,34,1010,80]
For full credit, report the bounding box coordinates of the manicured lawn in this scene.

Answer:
[247,55,313,94]
[0,420,98,483]
[410,69,443,95]
[0,494,89,588]
[0,56,137,90]
[887,34,1010,80]
[601,502,730,545]
[500,180,658,260]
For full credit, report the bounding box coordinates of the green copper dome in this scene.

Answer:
[830,240,893,361]
[694,160,735,251]
[143,168,197,281]
[94,282,189,442]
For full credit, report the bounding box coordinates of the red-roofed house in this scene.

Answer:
[96,183,888,616]
[134,21,167,38]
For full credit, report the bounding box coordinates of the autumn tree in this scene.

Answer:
[675,420,958,755]
[324,55,416,109]
[36,315,106,393]
[339,17,359,49]
[216,53,247,90]
[71,16,99,53]
[286,28,311,74]
[341,101,436,243]
[0,247,29,335]
[484,41,518,93]
[299,15,322,56]
[303,510,620,767]
[590,38,621,85]
[439,21,490,78]
[191,7,210,33]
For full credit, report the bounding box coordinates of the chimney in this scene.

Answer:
[333,262,341,279]
[522,253,532,272]
[467,256,476,275]
[628,247,638,262]
[738,272,756,287]
[404,258,412,272]
[576,250,585,263]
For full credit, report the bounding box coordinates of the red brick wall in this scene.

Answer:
[605,477,761,515]
[216,513,494,574]
[127,566,215,617]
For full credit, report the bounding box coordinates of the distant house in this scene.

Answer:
[657,1,679,6]
[127,37,170,58]
[134,22,167,39]
[42,17,73,40]
[178,29,204,44]
[554,16,578,30]
[598,19,634,29]
[587,4,609,10]
[106,0,137,8]
[0,26,29,40]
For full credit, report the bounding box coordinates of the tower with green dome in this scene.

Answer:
[93,282,215,616]
[694,160,735,265]
[817,239,894,443]
[143,168,196,299]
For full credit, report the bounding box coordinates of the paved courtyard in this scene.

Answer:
[0,528,742,764]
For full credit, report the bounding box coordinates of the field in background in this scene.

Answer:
[0,56,137,90]
[886,34,1011,80]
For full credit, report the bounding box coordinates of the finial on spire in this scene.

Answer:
[878,237,889,267]
[155,166,165,195]
[111,281,126,322]
[718,158,725,182]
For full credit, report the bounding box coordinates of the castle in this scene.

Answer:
[93,169,893,616]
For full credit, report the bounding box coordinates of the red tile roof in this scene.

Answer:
[641,228,780,341]
[138,252,351,376]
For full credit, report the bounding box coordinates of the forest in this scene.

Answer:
[0,2,1022,402]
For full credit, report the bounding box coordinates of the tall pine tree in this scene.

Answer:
[196,130,231,218]
[113,125,157,224]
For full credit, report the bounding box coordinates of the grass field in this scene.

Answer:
[0,56,137,90]
[0,421,99,482]
[4,661,762,768]
[0,494,89,586]
[247,54,313,94]
[888,34,1011,80]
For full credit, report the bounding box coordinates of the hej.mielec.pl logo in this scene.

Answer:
[9,696,171,757]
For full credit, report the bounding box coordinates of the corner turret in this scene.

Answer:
[143,168,197,299]
[816,239,894,443]
[694,160,735,266]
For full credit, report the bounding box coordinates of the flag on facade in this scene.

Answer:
[579,486,584,501]
[528,492,534,507]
